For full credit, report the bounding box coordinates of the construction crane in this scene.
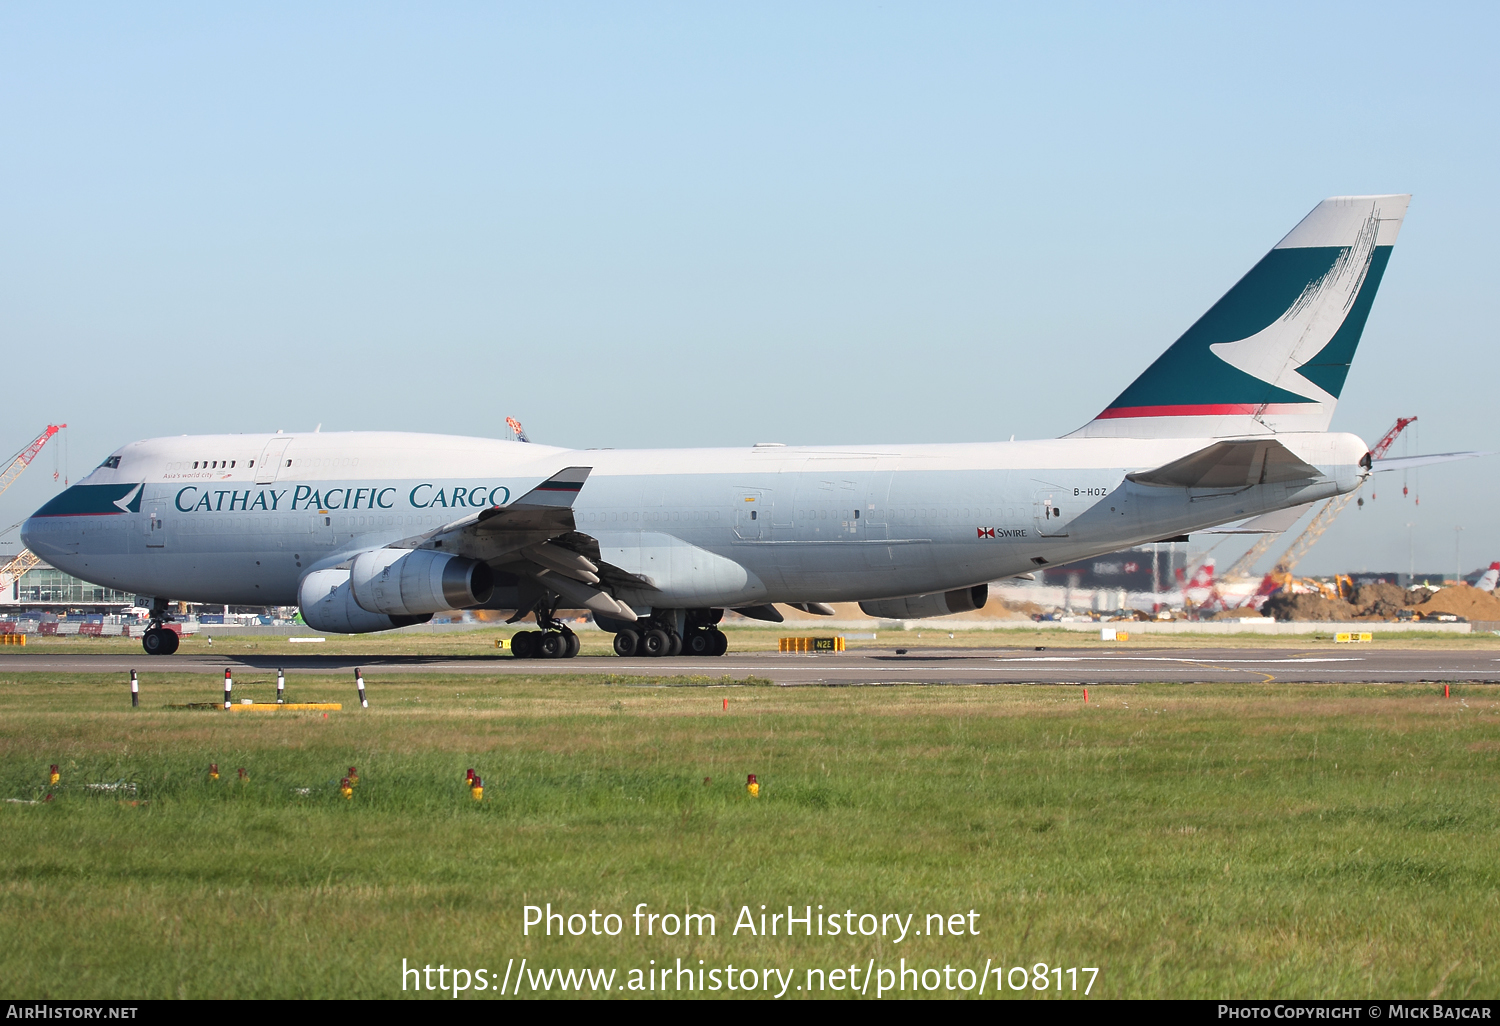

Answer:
[0,424,67,597]
[0,424,64,502]
[1220,416,1416,583]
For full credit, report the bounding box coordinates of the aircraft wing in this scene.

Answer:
[1127,439,1323,489]
[1371,452,1489,472]
[389,466,647,620]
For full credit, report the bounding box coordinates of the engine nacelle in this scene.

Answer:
[298,568,433,634]
[349,548,493,616]
[859,584,988,620]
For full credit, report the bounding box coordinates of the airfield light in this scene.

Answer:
[276,668,285,704]
[223,669,233,710]
[130,669,139,708]
[48,764,59,786]
[471,776,483,801]
[340,777,353,800]
[356,669,368,709]
[210,763,219,781]
[746,774,759,798]
[466,768,474,784]
[347,766,358,786]
[237,768,247,781]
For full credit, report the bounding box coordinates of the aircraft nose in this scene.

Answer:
[19,514,71,564]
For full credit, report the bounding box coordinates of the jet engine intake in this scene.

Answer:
[298,568,433,634]
[858,585,988,620]
[349,548,494,616]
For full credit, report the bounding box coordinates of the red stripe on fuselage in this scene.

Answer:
[1094,403,1319,420]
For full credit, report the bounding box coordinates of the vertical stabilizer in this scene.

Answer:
[1069,195,1409,439]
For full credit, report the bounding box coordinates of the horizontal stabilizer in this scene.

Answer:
[1127,439,1322,489]
[1201,502,1314,534]
[1372,452,1489,472]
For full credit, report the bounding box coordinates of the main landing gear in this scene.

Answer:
[508,605,581,659]
[612,609,728,658]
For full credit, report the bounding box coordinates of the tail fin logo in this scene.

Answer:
[1207,209,1382,405]
[1070,194,1410,439]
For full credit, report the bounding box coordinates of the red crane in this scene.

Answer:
[0,424,65,502]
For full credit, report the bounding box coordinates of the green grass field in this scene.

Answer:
[2,670,1498,999]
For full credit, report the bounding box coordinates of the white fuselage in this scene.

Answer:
[22,430,1368,612]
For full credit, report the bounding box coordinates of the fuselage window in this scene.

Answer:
[248,460,255,468]
[230,461,236,468]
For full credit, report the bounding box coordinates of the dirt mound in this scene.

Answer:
[1261,592,1359,622]
[1209,608,1266,620]
[1350,582,1405,609]
[1407,584,1500,621]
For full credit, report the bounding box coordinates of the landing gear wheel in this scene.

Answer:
[563,632,581,658]
[710,630,728,656]
[641,629,670,657]
[685,629,713,656]
[510,631,537,659]
[539,632,564,659]
[142,627,178,656]
[613,630,639,657]
[667,631,683,657]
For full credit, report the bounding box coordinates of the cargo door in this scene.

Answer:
[1033,487,1072,538]
[143,498,170,550]
[733,490,765,540]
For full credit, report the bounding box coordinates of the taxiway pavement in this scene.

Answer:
[5,647,1500,685]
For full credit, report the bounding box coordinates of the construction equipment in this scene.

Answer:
[0,549,41,595]
[1220,417,1416,585]
[1270,417,1415,577]
[0,425,64,502]
[1207,418,1415,613]
[0,425,67,595]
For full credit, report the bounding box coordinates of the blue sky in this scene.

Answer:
[2,3,1495,576]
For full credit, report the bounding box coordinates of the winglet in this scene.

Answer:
[513,467,591,508]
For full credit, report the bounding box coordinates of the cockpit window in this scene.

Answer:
[98,455,121,469]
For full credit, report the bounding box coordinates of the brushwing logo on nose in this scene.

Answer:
[113,484,143,513]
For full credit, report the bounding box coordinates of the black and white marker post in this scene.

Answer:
[130,669,139,708]
[223,668,233,709]
[276,668,285,704]
[356,668,368,708]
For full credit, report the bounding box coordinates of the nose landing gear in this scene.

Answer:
[141,598,180,655]
[142,626,179,656]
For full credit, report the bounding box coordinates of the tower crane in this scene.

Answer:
[0,425,67,596]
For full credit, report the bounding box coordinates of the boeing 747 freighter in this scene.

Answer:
[26,195,1463,657]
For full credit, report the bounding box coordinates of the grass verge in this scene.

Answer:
[1,673,1497,999]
